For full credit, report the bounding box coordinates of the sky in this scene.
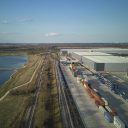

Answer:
[0,0,128,43]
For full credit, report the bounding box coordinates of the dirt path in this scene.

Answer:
[0,57,42,102]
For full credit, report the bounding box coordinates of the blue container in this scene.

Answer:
[104,112,113,123]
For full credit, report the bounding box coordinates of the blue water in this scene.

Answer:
[0,55,28,86]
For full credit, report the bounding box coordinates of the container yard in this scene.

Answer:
[60,63,115,128]
[59,50,128,128]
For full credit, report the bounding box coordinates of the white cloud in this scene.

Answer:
[0,32,9,34]
[1,17,33,24]
[44,32,60,37]
[1,20,9,24]
[0,32,19,35]
[18,17,33,22]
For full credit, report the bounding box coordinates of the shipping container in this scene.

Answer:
[77,77,81,83]
[73,72,77,77]
[88,92,94,98]
[105,105,113,112]
[84,83,89,89]
[104,112,113,123]
[88,83,92,89]
[69,64,72,69]
[72,67,76,72]
[91,90,104,103]
[114,116,125,128]
[93,88,98,92]
[86,88,94,98]
[102,98,108,106]
[105,105,117,116]
[95,100,100,107]
[69,67,72,70]
[99,106,107,113]
[81,79,85,85]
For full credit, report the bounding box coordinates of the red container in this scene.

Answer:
[95,100,100,107]
[91,89,101,100]
[90,90,105,107]
[81,79,84,85]
[86,89,94,98]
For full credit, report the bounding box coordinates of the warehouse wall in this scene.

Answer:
[71,52,82,61]
[94,63,105,71]
[82,57,95,70]
[105,63,128,72]
[71,51,128,72]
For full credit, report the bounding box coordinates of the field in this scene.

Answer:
[0,52,62,128]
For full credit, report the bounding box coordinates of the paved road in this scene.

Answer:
[57,61,86,128]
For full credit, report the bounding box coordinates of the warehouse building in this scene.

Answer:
[71,52,128,72]
[72,52,111,61]
[60,48,128,55]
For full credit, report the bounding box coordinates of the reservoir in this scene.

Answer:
[0,55,28,86]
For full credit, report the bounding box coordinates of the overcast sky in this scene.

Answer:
[0,0,128,43]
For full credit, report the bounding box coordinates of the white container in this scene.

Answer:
[84,78,88,82]
[69,64,72,69]
[93,88,98,92]
[114,116,125,128]
[105,105,113,113]
[102,98,108,106]
[77,77,81,83]
[84,83,87,88]
[99,106,107,113]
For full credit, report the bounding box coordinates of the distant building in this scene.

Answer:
[71,51,128,72]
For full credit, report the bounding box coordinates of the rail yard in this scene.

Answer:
[0,47,128,128]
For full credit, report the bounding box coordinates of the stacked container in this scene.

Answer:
[99,106,107,113]
[114,116,125,128]
[77,75,82,83]
[104,112,113,123]
[101,98,108,106]
[69,64,126,127]
[105,105,117,116]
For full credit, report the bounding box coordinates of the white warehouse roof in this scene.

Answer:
[73,52,111,56]
[83,56,128,63]
[61,48,128,54]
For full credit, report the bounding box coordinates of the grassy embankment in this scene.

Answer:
[0,54,40,97]
[0,52,27,56]
[33,54,63,128]
[0,54,42,128]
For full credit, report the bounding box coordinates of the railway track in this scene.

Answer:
[22,55,47,128]
[56,61,86,128]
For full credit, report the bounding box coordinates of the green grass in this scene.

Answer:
[0,94,30,128]
[0,53,62,128]
[0,54,43,128]
[0,52,27,56]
